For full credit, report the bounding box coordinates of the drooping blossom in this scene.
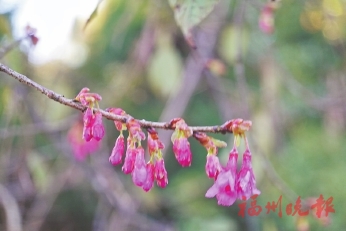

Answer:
[83,107,93,125]
[82,122,93,142]
[68,121,100,161]
[205,148,238,206]
[142,162,155,192]
[92,111,105,141]
[109,134,125,165]
[122,141,137,174]
[205,154,221,178]
[172,138,192,167]
[236,149,261,200]
[145,129,166,191]
[171,118,193,167]
[194,132,226,178]
[147,129,164,156]
[75,88,105,142]
[154,158,168,188]
[132,147,147,187]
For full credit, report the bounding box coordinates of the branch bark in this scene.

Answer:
[0,62,238,134]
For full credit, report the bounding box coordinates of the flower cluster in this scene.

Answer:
[72,88,260,206]
[197,120,260,206]
[107,108,168,191]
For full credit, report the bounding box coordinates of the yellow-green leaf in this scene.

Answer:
[168,0,220,42]
[84,0,104,31]
[148,34,182,98]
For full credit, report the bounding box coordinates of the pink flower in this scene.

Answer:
[148,131,164,155]
[132,147,147,187]
[154,159,168,188]
[109,134,125,165]
[83,107,93,126]
[92,112,105,141]
[171,119,193,167]
[173,138,192,167]
[259,4,275,34]
[142,162,155,192]
[107,107,126,131]
[82,107,94,141]
[147,134,157,154]
[205,148,238,206]
[205,154,221,178]
[77,92,102,106]
[82,124,93,142]
[127,118,145,141]
[122,147,137,174]
[68,122,100,161]
[236,149,261,200]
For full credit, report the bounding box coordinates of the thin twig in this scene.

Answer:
[158,0,231,152]
[0,38,22,59]
[0,115,77,139]
[233,1,250,118]
[0,183,22,231]
[0,62,237,134]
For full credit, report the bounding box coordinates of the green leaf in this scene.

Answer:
[219,24,249,65]
[27,152,50,192]
[148,34,182,98]
[84,0,104,31]
[168,0,220,44]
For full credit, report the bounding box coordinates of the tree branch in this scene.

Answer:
[0,62,239,134]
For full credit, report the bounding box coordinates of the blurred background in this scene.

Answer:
[0,0,345,230]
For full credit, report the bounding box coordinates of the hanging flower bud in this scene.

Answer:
[82,123,93,142]
[147,128,164,156]
[205,154,221,178]
[109,134,125,165]
[148,133,157,155]
[122,145,137,174]
[154,158,168,188]
[172,138,192,167]
[194,132,226,178]
[82,107,94,141]
[236,149,261,200]
[132,147,147,187]
[142,162,155,192]
[75,88,104,142]
[83,107,93,125]
[171,118,193,167]
[92,111,105,141]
